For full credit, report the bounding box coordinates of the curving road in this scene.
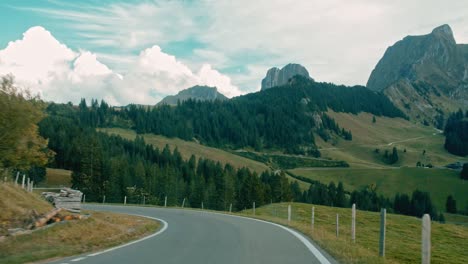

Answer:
[49,205,337,264]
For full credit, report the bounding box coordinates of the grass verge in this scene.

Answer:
[0,210,159,264]
[0,182,160,264]
[240,203,468,264]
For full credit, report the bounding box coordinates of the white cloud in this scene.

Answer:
[0,27,242,105]
[24,0,468,90]
[197,64,242,98]
[0,26,76,86]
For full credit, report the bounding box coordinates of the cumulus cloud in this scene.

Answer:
[0,26,76,86]
[0,27,242,105]
[24,0,468,89]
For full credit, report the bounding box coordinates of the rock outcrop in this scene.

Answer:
[157,85,228,106]
[261,63,312,90]
[367,24,468,122]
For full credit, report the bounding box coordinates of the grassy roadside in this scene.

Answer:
[239,203,468,264]
[0,211,159,264]
[0,183,160,264]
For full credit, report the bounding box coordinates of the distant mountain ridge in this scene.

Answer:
[261,63,313,90]
[367,24,468,123]
[157,85,227,106]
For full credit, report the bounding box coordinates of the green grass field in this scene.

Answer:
[320,111,466,168]
[98,128,269,173]
[241,203,468,264]
[290,167,467,211]
[40,168,72,188]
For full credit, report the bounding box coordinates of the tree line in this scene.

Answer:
[40,102,441,219]
[75,76,405,156]
[444,109,468,156]
[288,172,443,220]
[39,103,299,210]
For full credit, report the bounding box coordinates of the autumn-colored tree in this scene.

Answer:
[0,75,53,171]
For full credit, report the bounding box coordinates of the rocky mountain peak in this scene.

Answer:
[366,24,467,122]
[261,63,312,90]
[157,85,227,106]
[431,24,455,42]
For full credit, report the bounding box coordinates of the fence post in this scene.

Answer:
[83,194,86,203]
[102,195,106,204]
[352,203,356,242]
[379,208,386,257]
[143,196,146,205]
[336,214,339,237]
[288,204,291,223]
[21,174,25,189]
[27,178,30,191]
[229,203,232,213]
[164,196,167,207]
[253,202,256,215]
[182,198,186,208]
[422,214,431,264]
[15,172,19,185]
[311,206,315,231]
[124,196,127,205]
[201,202,204,210]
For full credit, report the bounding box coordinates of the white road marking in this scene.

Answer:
[70,257,86,262]
[87,215,168,257]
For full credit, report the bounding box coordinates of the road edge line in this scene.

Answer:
[204,211,332,264]
[87,215,168,257]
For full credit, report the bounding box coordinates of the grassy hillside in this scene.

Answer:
[0,182,159,264]
[321,111,465,168]
[242,203,468,264]
[40,168,72,187]
[290,167,467,211]
[99,128,269,173]
[0,183,53,236]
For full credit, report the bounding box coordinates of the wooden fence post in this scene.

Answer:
[336,214,339,237]
[21,174,25,189]
[352,203,356,242]
[182,198,186,208]
[124,196,127,205]
[15,172,19,185]
[379,208,386,257]
[422,214,431,264]
[253,202,256,215]
[143,196,146,205]
[288,204,291,223]
[201,202,204,210]
[229,203,232,213]
[164,196,167,207]
[311,206,315,231]
[102,195,106,204]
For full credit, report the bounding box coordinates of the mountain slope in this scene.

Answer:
[121,76,405,154]
[367,24,468,123]
[157,85,227,106]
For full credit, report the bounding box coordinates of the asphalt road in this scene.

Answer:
[49,205,337,264]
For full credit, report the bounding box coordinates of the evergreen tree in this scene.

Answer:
[461,163,468,180]
[446,195,457,213]
[335,182,346,207]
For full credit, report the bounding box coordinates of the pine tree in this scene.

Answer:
[446,195,457,213]
[461,163,468,180]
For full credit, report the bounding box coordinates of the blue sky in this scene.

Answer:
[0,0,467,105]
